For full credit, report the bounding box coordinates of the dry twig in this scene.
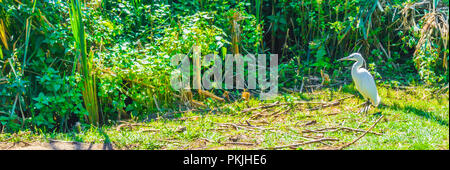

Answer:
[138,129,160,133]
[221,142,256,146]
[116,123,153,131]
[338,115,384,150]
[262,138,339,150]
[302,126,382,135]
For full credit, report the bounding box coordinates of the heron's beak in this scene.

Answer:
[337,56,351,61]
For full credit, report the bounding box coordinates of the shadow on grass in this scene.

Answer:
[45,128,114,150]
[48,140,95,150]
[98,128,114,150]
[381,103,449,127]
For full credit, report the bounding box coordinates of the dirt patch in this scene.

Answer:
[0,141,115,150]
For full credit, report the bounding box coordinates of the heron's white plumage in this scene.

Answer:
[340,53,381,106]
[352,64,380,106]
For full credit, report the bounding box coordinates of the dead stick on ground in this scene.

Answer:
[302,126,382,135]
[138,129,160,133]
[339,126,382,135]
[269,105,290,117]
[262,138,339,150]
[116,123,153,131]
[338,115,384,150]
[221,142,256,146]
[295,120,317,127]
[243,95,354,114]
[423,84,449,99]
[306,95,355,111]
[241,101,280,113]
[175,116,202,121]
[270,106,293,122]
[216,123,252,131]
[306,101,341,111]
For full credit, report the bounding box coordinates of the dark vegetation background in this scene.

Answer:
[0,0,448,132]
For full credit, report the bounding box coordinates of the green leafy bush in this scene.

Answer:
[31,68,87,130]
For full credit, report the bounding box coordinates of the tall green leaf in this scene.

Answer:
[69,0,100,125]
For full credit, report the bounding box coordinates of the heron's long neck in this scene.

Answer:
[352,59,364,73]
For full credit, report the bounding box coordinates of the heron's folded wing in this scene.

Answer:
[354,68,379,105]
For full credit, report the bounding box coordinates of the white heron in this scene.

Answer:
[338,53,381,113]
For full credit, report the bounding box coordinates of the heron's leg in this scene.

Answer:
[358,101,370,114]
[357,103,363,114]
[357,102,364,114]
[363,103,371,114]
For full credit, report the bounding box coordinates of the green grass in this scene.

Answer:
[1,85,448,150]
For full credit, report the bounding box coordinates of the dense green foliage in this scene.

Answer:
[0,0,448,132]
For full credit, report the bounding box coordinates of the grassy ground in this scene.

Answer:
[0,85,448,150]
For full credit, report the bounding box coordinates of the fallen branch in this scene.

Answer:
[116,123,153,131]
[215,122,275,133]
[306,101,341,111]
[245,120,253,127]
[221,142,256,146]
[216,123,255,131]
[324,112,340,116]
[435,84,449,94]
[190,100,206,108]
[262,138,339,150]
[306,95,354,111]
[338,115,384,150]
[302,127,338,133]
[210,127,231,131]
[302,126,382,135]
[295,120,317,127]
[138,129,160,133]
[271,106,292,117]
[241,101,280,113]
[199,89,225,102]
[250,106,284,119]
[423,84,449,99]
[246,119,270,125]
[339,126,383,135]
[242,99,336,114]
[381,84,414,90]
[270,106,293,122]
